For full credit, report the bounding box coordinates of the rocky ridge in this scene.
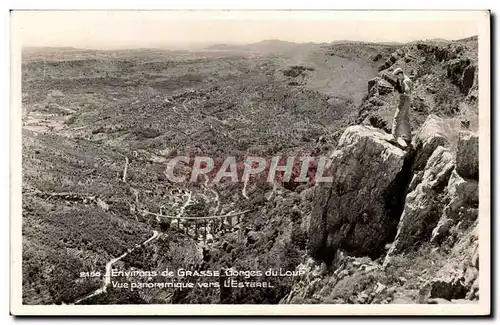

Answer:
[282,38,481,305]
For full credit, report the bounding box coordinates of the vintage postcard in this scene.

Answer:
[10,10,491,316]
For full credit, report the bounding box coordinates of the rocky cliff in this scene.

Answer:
[359,38,478,134]
[308,125,409,260]
[282,38,480,305]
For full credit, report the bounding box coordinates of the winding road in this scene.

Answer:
[73,230,159,304]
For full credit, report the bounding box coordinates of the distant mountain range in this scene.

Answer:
[205,39,421,53]
[454,35,479,42]
[205,39,309,53]
[23,35,477,54]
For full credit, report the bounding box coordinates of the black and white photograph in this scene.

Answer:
[9,10,491,315]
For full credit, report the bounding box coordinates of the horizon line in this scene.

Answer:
[21,34,478,51]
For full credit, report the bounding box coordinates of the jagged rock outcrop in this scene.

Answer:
[286,39,480,305]
[462,65,476,95]
[446,57,477,95]
[281,253,393,304]
[385,115,480,259]
[302,104,480,304]
[384,147,455,263]
[378,48,408,71]
[429,129,479,246]
[411,115,456,172]
[382,115,479,301]
[367,77,394,96]
[421,223,479,302]
[446,58,471,87]
[456,131,479,180]
[359,39,477,133]
[430,170,479,245]
[308,125,409,260]
[465,82,478,105]
[415,42,461,62]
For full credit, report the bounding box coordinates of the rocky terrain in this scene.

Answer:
[21,37,480,305]
[284,37,480,305]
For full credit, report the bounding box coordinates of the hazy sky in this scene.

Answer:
[12,10,484,49]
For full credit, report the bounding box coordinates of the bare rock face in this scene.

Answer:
[367,77,378,94]
[462,65,476,95]
[443,170,479,222]
[465,83,478,105]
[427,265,469,301]
[384,147,455,262]
[430,169,479,245]
[411,115,456,171]
[421,223,479,302]
[280,253,391,304]
[308,125,408,260]
[446,57,472,90]
[456,131,479,180]
[367,77,393,96]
